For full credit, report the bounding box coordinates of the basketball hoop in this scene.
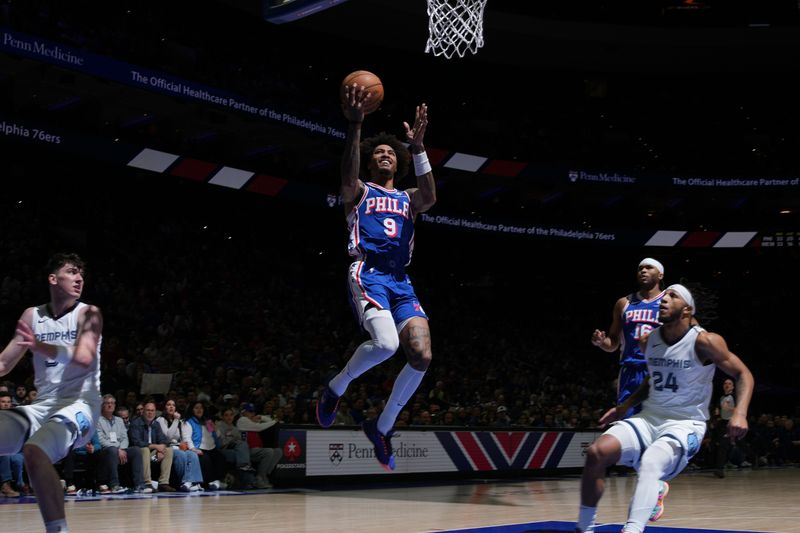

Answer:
[425,0,487,59]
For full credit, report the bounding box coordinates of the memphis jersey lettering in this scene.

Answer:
[348,182,414,267]
[643,326,715,421]
[620,291,664,366]
[32,302,101,401]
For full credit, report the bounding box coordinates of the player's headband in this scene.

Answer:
[639,258,664,275]
[666,284,695,315]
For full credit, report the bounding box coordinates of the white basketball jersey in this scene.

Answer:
[31,302,101,402]
[642,325,715,421]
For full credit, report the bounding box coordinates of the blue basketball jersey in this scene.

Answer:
[347,182,414,267]
[619,290,664,367]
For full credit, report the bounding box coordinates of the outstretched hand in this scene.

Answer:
[404,103,428,151]
[342,83,370,123]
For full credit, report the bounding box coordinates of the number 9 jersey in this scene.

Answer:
[348,182,414,267]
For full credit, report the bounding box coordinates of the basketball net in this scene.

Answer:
[425,0,487,59]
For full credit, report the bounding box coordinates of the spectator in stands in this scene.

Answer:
[0,391,22,496]
[215,408,262,486]
[12,384,26,406]
[776,417,800,465]
[24,387,37,405]
[95,394,143,493]
[494,406,511,427]
[186,401,227,490]
[117,406,131,429]
[235,404,281,488]
[59,432,100,495]
[129,402,176,492]
[155,399,203,492]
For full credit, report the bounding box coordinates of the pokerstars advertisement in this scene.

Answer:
[275,430,307,479]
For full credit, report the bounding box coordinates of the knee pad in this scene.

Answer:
[0,410,30,454]
[26,416,78,464]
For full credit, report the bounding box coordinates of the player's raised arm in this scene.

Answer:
[341,83,369,207]
[405,104,436,214]
[0,307,35,376]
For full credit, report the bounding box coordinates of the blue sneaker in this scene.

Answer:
[315,386,340,428]
[362,418,396,471]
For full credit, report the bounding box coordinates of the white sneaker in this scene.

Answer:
[208,480,221,491]
[740,461,752,468]
[189,483,201,492]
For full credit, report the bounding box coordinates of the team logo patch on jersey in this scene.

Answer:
[75,412,92,437]
[687,433,700,457]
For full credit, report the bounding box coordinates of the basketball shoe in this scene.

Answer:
[315,385,340,428]
[649,480,670,522]
[362,418,396,471]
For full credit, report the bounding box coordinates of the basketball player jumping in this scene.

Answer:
[316,83,436,471]
[0,253,103,533]
[591,258,666,419]
[576,284,754,533]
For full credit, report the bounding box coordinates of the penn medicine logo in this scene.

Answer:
[329,443,344,466]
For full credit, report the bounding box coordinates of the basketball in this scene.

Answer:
[340,70,384,114]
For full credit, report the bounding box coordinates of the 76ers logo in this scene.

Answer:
[283,436,302,461]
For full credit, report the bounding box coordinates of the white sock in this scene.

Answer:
[45,519,68,533]
[329,311,399,396]
[377,364,426,435]
[576,504,597,533]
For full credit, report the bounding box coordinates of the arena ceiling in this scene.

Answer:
[2,1,800,230]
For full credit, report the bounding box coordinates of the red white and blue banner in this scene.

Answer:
[283,428,599,477]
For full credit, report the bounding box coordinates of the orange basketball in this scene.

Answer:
[340,70,384,114]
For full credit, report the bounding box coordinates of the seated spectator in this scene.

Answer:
[0,391,22,497]
[0,455,21,497]
[95,394,146,493]
[235,404,281,488]
[215,407,257,477]
[59,433,101,495]
[129,402,176,492]
[12,384,26,406]
[156,400,203,492]
[25,387,37,404]
[187,401,227,490]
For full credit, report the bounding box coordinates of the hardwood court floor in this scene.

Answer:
[1,467,797,532]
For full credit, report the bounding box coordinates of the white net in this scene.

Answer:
[425,0,487,59]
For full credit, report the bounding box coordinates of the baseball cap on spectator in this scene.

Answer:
[241,402,255,413]
[223,394,234,401]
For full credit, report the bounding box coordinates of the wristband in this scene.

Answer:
[413,152,432,176]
